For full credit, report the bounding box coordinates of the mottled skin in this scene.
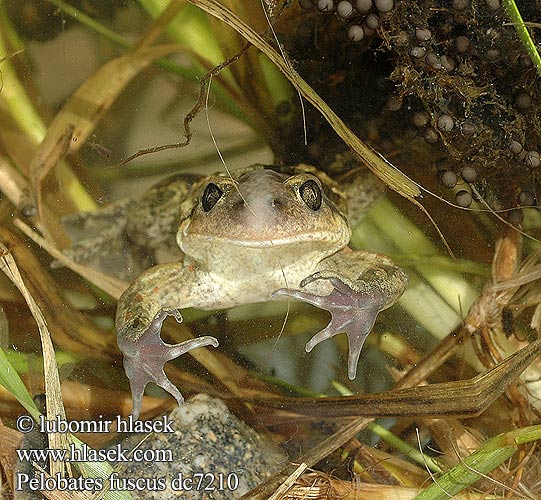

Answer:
[114,164,408,419]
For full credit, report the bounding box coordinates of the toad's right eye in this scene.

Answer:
[299,179,322,211]
[201,183,224,212]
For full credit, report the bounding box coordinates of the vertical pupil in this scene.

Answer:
[299,180,322,210]
[202,183,223,212]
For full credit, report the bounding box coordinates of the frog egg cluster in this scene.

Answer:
[508,141,540,168]
[438,165,478,208]
[381,0,541,211]
[293,0,541,212]
[404,108,478,149]
[298,0,395,42]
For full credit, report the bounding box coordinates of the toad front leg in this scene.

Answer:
[116,263,218,419]
[272,251,407,379]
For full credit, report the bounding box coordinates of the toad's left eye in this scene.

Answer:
[201,183,223,212]
[299,179,322,211]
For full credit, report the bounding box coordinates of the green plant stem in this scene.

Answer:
[137,0,272,133]
[413,424,541,500]
[502,0,541,76]
[0,0,24,52]
[6,350,79,373]
[352,196,479,341]
[0,32,46,144]
[46,0,255,128]
[0,23,97,210]
[0,346,39,419]
[253,375,438,471]
[138,0,225,66]
[46,0,194,80]
[259,53,296,113]
[367,421,444,474]
[49,0,128,47]
[332,381,444,474]
[0,346,131,499]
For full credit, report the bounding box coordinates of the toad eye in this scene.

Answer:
[299,179,322,211]
[201,183,223,212]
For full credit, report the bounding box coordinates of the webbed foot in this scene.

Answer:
[272,266,406,380]
[117,308,218,419]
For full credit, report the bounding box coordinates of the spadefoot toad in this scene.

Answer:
[112,164,407,418]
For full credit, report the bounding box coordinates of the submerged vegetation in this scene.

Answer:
[0,0,541,498]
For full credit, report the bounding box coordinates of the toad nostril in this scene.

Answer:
[271,198,282,207]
